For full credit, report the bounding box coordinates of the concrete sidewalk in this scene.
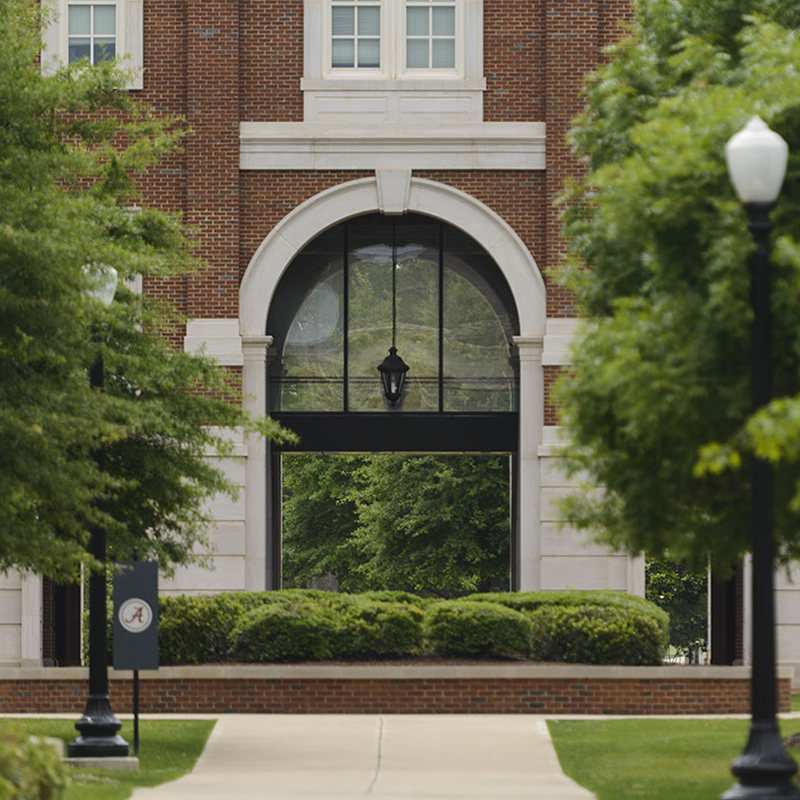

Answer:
[128,714,595,800]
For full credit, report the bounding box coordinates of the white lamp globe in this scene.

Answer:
[725,116,788,204]
[83,264,119,308]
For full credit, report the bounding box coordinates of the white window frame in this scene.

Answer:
[41,0,144,91]
[400,0,461,79]
[321,0,471,80]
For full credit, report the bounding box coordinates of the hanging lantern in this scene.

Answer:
[378,346,409,407]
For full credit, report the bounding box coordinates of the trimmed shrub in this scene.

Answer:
[529,604,667,665]
[465,591,670,646]
[356,590,429,607]
[425,601,532,659]
[333,600,424,659]
[229,601,340,662]
[0,732,68,800]
[159,593,266,665]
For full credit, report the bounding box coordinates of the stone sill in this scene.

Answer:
[2,664,791,682]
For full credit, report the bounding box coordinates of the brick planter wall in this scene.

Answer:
[0,666,790,715]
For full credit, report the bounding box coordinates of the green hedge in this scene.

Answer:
[158,589,668,665]
[528,604,667,666]
[424,601,532,659]
[0,733,68,800]
[465,591,670,646]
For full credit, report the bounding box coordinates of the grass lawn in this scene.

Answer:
[548,718,800,800]
[0,718,215,800]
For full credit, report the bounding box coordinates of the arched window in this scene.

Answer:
[268,214,519,414]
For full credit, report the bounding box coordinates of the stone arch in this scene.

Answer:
[239,174,545,592]
[240,175,546,338]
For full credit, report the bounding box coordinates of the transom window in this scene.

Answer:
[68,2,116,64]
[268,215,519,414]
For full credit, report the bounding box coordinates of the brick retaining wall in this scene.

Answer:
[0,666,790,715]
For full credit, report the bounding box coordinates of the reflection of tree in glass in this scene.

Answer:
[282,453,510,596]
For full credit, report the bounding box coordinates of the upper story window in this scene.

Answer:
[68,3,116,64]
[325,0,464,78]
[42,0,143,90]
[406,0,455,70]
[331,0,381,69]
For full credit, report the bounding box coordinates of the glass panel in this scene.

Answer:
[357,6,379,35]
[94,5,116,35]
[357,38,380,68]
[432,6,454,35]
[348,225,393,411]
[432,38,454,68]
[94,38,116,62]
[277,253,345,413]
[68,5,91,34]
[332,38,355,67]
[68,39,91,62]
[443,226,517,412]
[406,39,429,68]
[332,6,354,35]
[406,6,429,35]
[394,225,439,412]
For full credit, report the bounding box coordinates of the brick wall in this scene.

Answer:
[0,670,786,715]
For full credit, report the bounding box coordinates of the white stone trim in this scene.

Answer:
[240,123,545,170]
[241,336,273,592]
[41,0,144,90]
[542,317,580,366]
[21,574,43,667]
[304,0,484,123]
[184,319,243,367]
[514,336,544,591]
[376,169,411,214]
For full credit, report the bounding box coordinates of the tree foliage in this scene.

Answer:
[0,0,290,580]
[282,454,510,597]
[645,559,707,655]
[557,0,800,571]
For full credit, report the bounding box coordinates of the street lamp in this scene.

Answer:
[722,116,796,800]
[68,265,130,758]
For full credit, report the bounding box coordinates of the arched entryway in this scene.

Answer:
[240,175,546,591]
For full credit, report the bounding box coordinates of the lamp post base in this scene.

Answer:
[722,720,800,800]
[67,694,130,758]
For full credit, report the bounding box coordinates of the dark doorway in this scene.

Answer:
[42,578,82,666]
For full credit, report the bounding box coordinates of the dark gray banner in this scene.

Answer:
[113,561,159,671]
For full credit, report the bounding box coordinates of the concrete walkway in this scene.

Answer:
[128,714,595,800]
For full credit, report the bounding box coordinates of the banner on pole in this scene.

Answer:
[113,561,159,671]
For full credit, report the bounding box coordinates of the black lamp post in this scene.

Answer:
[722,116,796,800]
[68,265,130,759]
[377,246,409,408]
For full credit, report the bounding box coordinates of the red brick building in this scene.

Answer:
[10,0,657,667]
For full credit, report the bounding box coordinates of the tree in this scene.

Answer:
[556,0,800,571]
[282,454,510,597]
[645,559,707,657]
[0,0,290,581]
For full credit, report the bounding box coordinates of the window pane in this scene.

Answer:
[394,226,439,412]
[357,6,379,35]
[94,38,115,62]
[94,5,116,35]
[332,38,355,67]
[348,226,393,412]
[406,6,429,35]
[432,38,454,68]
[357,38,380,68]
[406,39,429,68]
[68,5,91,35]
[68,39,90,62]
[432,6,454,35]
[332,6,354,35]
